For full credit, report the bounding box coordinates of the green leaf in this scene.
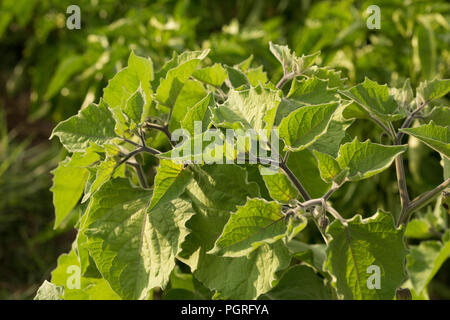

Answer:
[51,151,101,228]
[426,106,450,127]
[313,150,342,183]
[260,168,299,203]
[169,79,207,131]
[209,198,306,257]
[269,42,320,74]
[405,219,433,239]
[181,93,214,136]
[193,241,291,300]
[192,64,227,87]
[279,102,339,151]
[178,166,290,299]
[304,66,347,89]
[336,138,407,181]
[123,88,145,126]
[178,164,260,261]
[326,210,408,300]
[287,240,327,272]
[50,101,117,152]
[211,85,281,133]
[51,249,120,300]
[149,159,192,210]
[286,149,330,198]
[103,52,153,125]
[158,130,236,164]
[82,157,125,203]
[406,237,450,294]
[246,66,268,87]
[84,178,194,299]
[308,102,354,157]
[416,79,450,103]
[340,78,406,121]
[34,281,64,300]
[400,121,450,158]
[156,49,209,108]
[287,77,338,105]
[260,265,331,300]
[225,65,250,88]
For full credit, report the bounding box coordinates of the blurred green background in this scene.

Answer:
[0,0,449,299]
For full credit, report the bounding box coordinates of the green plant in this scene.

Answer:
[35,42,449,300]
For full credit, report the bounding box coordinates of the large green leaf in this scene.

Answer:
[192,64,227,87]
[177,165,291,299]
[168,79,207,131]
[149,159,192,210]
[51,151,100,228]
[50,101,117,152]
[103,52,153,127]
[211,85,281,133]
[416,79,450,103]
[313,150,342,183]
[400,121,450,158]
[426,106,450,127]
[259,265,331,300]
[192,241,291,300]
[155,49,209,108]
[209,198,306,257]
[279,102,339,151]
[84,178,194,299]
[326,211,407,300]
[406,236,450,294]
[180,93,214,136]
[224,65,250,88]
[286,149,330,198]
[287,77,338,105]
[340,78,406,121]
[335,138,407,181]
[260,168,299,203]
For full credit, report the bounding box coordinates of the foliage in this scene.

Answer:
[38,42,450,300]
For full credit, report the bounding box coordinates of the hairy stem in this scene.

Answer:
[276,71,296,90]
[279,161,311,201]
[395,154,410,221]
[397,178,450,226]
[127,161,149,189]
[144,122,173,146]
[396,101,426,143]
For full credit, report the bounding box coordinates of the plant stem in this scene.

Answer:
[395,154,410,220]
[127,161,149,189]
[397,178,450,226]
[279,161,311,201]
[144,122,173,146]
[396,101,426,143]
[369,114,396,141]
[276,71,296,90]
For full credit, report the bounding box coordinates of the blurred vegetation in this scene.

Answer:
[0,0,449,299]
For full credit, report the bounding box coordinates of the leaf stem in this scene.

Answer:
[276,71,297,90]
[396,101,427,143]
[127,161,149,189]
[279,161,311,201]
[397,178,450,226]
[144,122,173,146]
